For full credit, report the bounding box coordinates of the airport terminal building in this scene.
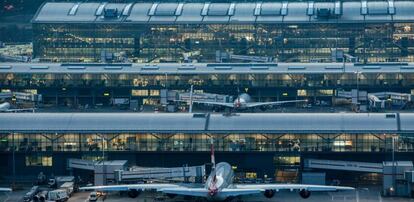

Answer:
[32,1,414,63]
[1,113,414,183]
[1,62,414,107]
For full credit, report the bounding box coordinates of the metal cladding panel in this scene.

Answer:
[0,113,74,131]
[364,14,392,22]
[367,1,389,15]
[254,2,284,23]
[207,3,230,16]
[73,3,102,21]
[399,114,414,131]
[229,3,257,23]
[0,113,206,132]
[283,2,310,22]
[340,1,364,22]
[260,2,283,16]
[149,3,179,23]
[364,1,392,22]
[176,3,204,23]
[125,3,152,23]
[203,16,230,23]
[207,113,398,132]
[154,3,178,16]
[149,16,177,23]
[393,1,414,21]
[33,3,76,22]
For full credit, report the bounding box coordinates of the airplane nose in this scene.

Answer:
[208,188,218,196]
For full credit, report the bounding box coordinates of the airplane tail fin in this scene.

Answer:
[210,137,216,170]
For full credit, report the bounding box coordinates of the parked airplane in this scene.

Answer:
[191,93,307,110]
[80,139,354,201]
[0,188,12,192]
[0,102,35,112]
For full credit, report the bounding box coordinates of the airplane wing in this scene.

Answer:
[5,108,35,112]
[193,101,234,108]
[245,100,307,108]
[159,187,261,198]
[0,188,12,192]
[79,183,181,192]
[175,100,234,108]
[235,184,354,192]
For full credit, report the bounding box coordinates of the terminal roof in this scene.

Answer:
[32,1,414,24]
[0,113,412,133]
[0,63,413,74]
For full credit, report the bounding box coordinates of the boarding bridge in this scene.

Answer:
[0,92,42,102]
[68,158,205,184]
[115,165,205,182]
[368,92,412,109]
[336,89,368,101]
[0,92,12,99]
[304,159,383,173]
[67,159,96,171]
[161,89,233,105]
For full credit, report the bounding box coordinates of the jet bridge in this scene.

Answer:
[368,92,412,110]
[304,159,383,173]
[115,165,205,182]
[68,159,205,185]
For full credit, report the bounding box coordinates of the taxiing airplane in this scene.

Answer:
[80,139,354,201]
[192,93,307,110]
[0,102,35,113]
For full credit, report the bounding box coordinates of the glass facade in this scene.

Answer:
[1,133,412,153]
[33,23,414,63]
[1,72,413,89]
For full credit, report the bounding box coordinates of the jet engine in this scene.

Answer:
[299,189,311,199]
[264,189,275,198]
[127,189,141,198]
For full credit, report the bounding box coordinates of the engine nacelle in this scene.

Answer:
[166,193,177,199]
[127,189,141,198]
[299,189,311,199]
[39,195,46,202]
[264,189,275,198]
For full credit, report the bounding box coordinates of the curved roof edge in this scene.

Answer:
[32,1,414,24]
[0,113,412,133]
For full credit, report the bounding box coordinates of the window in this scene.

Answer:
[25,155,52,167]
[131,90,148,96]
[297,89,307,96]
[150,90,160,96]
[245,172,257,179]
[318,89,333,96]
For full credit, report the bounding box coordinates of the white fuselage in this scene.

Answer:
[205,162,234,200]
[233,93,251,109]
[0,102,11,111]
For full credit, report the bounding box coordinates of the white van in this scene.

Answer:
[47,189,68,202]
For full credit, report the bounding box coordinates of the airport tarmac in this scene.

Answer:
[1,187,414,202]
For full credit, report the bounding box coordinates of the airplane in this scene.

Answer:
[80,139,354,201]
[190,93,307,111]
[0,102,35,113]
